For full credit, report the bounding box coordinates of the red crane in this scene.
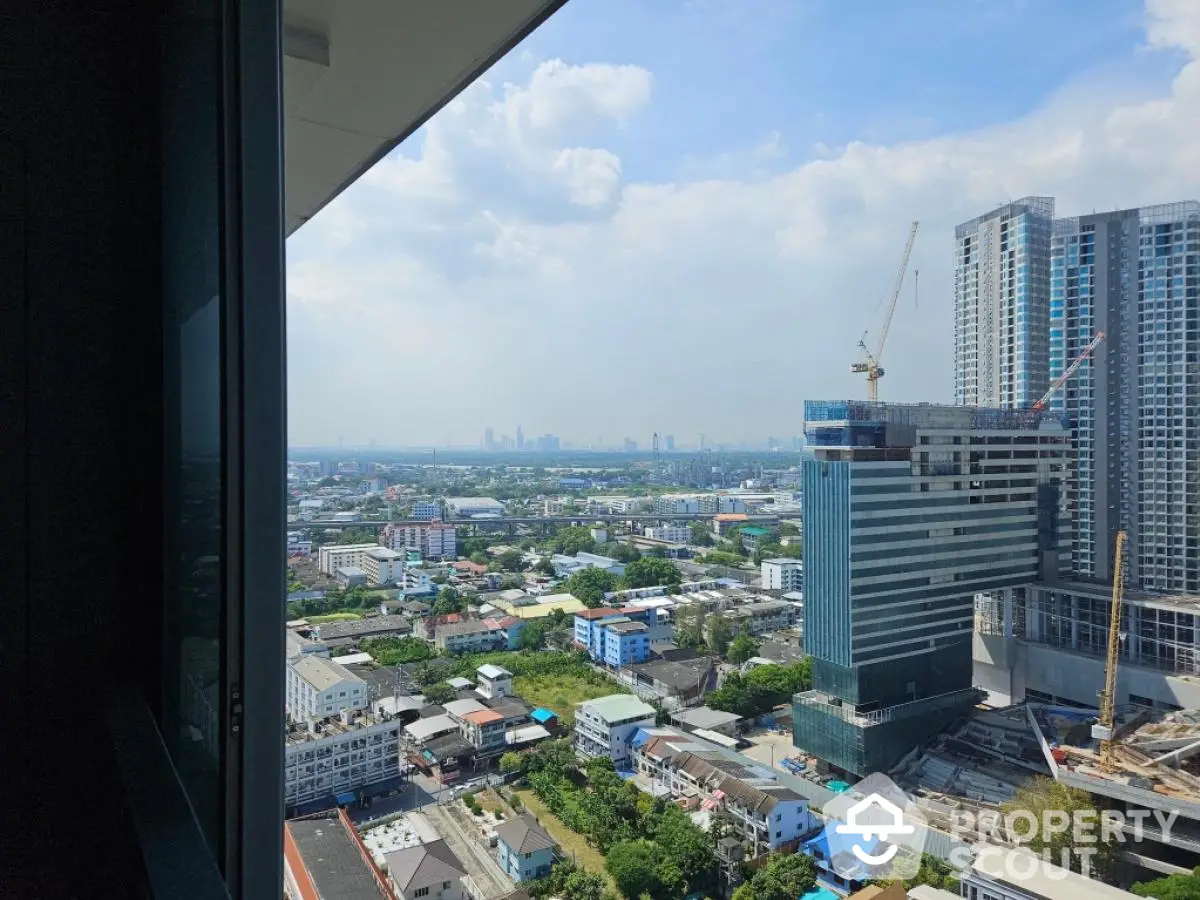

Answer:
[1031,331,1106,411]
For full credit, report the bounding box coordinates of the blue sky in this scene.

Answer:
[287,0,1200,448]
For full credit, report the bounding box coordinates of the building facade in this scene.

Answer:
[316,543,380,576]
[574,695,657,767]
[645,523,691,543]
[954,197,1055,409]
[761,558,803,592]
[360,546,405,586]
[794,401,1069,776]
[1049,201,1200,594]
[410,499,441,520]
[381,520,457,560]
[284,710,402,810]
[287,655,368,721]
[494,815,556,883]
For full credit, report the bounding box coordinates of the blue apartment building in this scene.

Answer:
[573,607,653,669]
[495,815,556,882]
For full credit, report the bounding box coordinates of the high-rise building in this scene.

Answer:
[664,434,675,452]
[954,197,1055,409]
[516,425,524,450]
[1050,201,1200,593]
[623,438,637,453]
[484,427,495,451]
[793,400,1068,776]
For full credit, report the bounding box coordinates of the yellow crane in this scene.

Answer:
[1094,530,1127,772]
[852,220,919,401]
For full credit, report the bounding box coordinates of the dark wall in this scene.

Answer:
[0,2,162,892]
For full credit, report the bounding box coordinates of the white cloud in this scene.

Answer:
[288,5,1200,446]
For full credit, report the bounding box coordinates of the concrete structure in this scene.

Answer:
[794,400,1069,776]
[720,599,796,636]
[337,566,368,589]
[713,512,749,536]
[573,607,655,662]
[574,694,656,767]
[489,592,585,620]
[550,551,625,578]
[381,520,457,560]
[287,629,330,662]
[383,839,466,900]
[402,569,434,596]
[761,558,803,592]
[409,499,441,521]
[434,617,520,654]
[1050,201,1200,594]
[287,655,368,721]
[631,728,811,856]
[475,664,513,700]
[962,846,1139,900]
[360,546,405,586]
[955,197,1055,408]
[284,809,394,900]
[494,815,555,882]
[318,543,380,577]
[284,708,403,810]
[645,523,691,544]
[444,497,504,518]
[655,495,701,515]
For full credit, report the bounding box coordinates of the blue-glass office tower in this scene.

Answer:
[1050,201,1200,594]
[955,197,1055,409]
[793,401,1068,777]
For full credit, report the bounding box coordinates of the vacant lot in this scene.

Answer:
[740,729,796,773]
[512,788,615,892]
[512,673,628,725]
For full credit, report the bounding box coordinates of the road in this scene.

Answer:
[423,797,514,899]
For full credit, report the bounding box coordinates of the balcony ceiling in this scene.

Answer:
[283,0,566,235]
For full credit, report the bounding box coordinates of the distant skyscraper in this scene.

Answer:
[1051,201,1200,593]
[484,427,495,451]
[793,400,1068,776]
[516,425,524,450]
[954,197,1054,408]
[623,438,637,453]
[536,433,560,453]
[664,434,675,452]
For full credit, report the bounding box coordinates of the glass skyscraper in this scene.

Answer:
[1050,202,1200,594]
[793,401,1068,776]
[954,197,1054,409]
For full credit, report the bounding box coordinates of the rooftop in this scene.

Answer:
[317,615,412,640]
[444,698,488,718]
[574,607,624,620]
[477,663,513,680]
[461,709,504,726]
[763,558,802,566]
[365,547,404,560]
[580,694,655,723]
[383,839,465,893]
[605,620,648,635]
[494,814,556,855]
[972,846,1134,900]
[287,812,388,900]
[672,706,742,730]
[404,714,457,743]
[289,655,363,692]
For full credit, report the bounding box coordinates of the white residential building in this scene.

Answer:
[401,569,434,596]
[476,663,513,700]
[654,495,701,515]
[444,496,504,518]
[317,543,378,576]
[410,499,441,520]
[381,520,457,560]
[360,546,405,586]
[286,655,368,721]
[645,524,691,544]
[284,709,402,809]
[574,694,656,767]
[551,551,626,578]
[760,558,802,592]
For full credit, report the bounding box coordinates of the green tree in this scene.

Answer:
[674,603,705,649]
[548,607,568,628]
[497,548,526,572]
[561,869,607,900]
[432,586,464,615]
[734,852,816,900]
[359,635,434,665]
[606,840,683,900]
[651,804,716,891]
[689,521,714,546]
[554,525,596,556]
[1001,777,1115,876]
[337,527,377,545]
[603,542,642,563]
[1134,865,1200,899]
[499,752,523,774]
[469,551,488,565]
[778,522,799,537]
[565,567,618,608]
[707,615,733,657]
[534,557,557,576]
[422,682,457,705]
[727,627,761,665]
[622,557,681,589]
[517,619,550,650]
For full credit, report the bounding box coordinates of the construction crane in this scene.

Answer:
[1094,530,1127,772]
[852,220,919,401]
[1030,331,1106,411]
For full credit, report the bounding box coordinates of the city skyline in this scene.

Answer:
[286,0,1200,446]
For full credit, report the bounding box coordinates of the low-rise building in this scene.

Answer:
[632,729,811,857]
[495,815,556,883]
[315,615,412,649]
[720,599,795,636]
[629,656,717,705]
[573,607,655,667]
[761,558,803,592]
[401,569,435,596]
[383,839,466,900]
[286,629,330,662]
[444,496,504,518]
[337,566,369,588]
[736,525,773,552]
[284,808,392,900]
[476,664,513,700]
[434,617,520,654]
[318,543,379,576]
[574,694,657,767]
[360,546,405,585]
[409,499,441,520]
[712,513,749,536]
[287,655,368,721]
[645,523,691,543]
[284,708,403,811]
[958,846,1138,900]
[671,706,742,737]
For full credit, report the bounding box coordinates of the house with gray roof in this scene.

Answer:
[383,838,466,900]
[494,815,555,882]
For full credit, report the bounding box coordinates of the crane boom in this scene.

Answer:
[851,220,919,401]
[1095,530,1127,772]
[1032,331,1105,411]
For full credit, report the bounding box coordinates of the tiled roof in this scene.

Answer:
[494,815,556,855]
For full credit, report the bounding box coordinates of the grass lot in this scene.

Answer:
[512,673,629,726]
[513,788,615,892]
[305,612,362,623]
[474,788,508,820]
